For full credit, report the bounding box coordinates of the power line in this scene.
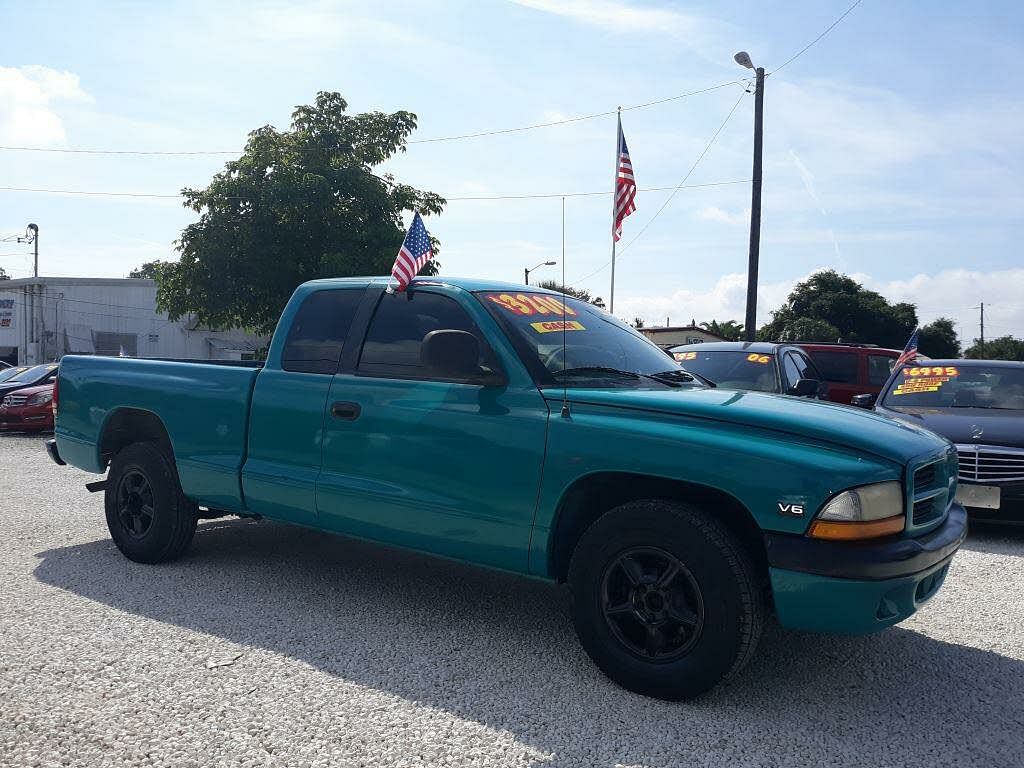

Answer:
[0,80,746,158]
[573,88,749,286]
[0,179,751,202]
[769,0,866,75]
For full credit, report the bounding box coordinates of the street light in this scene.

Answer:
[524,260,556,285]
[735,51,764,342]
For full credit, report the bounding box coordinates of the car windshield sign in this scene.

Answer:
[883,364,1024,410]
[478,291,697,388]
[671,350,778,392]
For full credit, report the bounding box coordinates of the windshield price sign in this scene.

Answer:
[484,293,577,317]
[893,366,960,396]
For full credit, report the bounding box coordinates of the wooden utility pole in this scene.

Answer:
[743,68,765,341]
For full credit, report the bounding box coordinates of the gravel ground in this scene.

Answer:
[1,433,1023,768]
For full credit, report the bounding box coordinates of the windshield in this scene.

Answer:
[882,364,1024,410]
[477,291,697,388]
[5,364,57,384]
[670,350,779,392]
[0,366,30,383]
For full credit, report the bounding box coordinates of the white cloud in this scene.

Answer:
[509,0,703,36]
[0,65,91,145]
[696,206,749,226]
[617,268,1024,341]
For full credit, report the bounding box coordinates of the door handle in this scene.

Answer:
[331,401,361,421]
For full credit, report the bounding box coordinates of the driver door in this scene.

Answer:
[315,287,549,572]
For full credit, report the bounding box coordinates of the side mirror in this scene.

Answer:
[851,393,877,409]
[421,330,505,385]
[788,378,820,398]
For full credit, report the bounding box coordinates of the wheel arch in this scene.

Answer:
[99,407,174,468]
[546,472,768,585]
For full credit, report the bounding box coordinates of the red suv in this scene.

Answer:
[796,343,901,404]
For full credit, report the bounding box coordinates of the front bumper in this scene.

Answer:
[0,405,54,431]
[764,504,967,634]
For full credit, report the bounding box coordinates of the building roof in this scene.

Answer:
[0,276,156,288]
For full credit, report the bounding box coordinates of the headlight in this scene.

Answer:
[28,391,53,406]
[808,481,904,540]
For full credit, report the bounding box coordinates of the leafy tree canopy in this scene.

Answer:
[919,317,960,358]
[964,335,1024,361]
[0,266,9,281]
[699,319,744,341]
[127,261,169,279]
[757,270,917,348]
[154,91,444,334]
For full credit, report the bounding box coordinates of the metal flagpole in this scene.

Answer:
[610,108,621,315]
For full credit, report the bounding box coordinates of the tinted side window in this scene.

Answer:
[281,289,363,374]
[868,354,896,385]
[358,291,493,378]
[782,354,802,388]
[808,351,858,384]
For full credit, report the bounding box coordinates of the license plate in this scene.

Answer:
[956,484,1001,510]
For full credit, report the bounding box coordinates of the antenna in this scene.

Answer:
[560,195,570,419]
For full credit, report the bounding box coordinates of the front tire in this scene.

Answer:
[568,499,764,700]
[104,441,197,563]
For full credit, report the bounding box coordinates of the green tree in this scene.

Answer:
[537,280,605,307]
[757,270,917,347]
[0,266,9,281]
[919,318,960,358]
[699,319,744,341]
[964,335,1024,361]
[633,317,644,329]
[128,261,169,279]
[157,91,444,334]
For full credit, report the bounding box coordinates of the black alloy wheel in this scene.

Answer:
[116,469,156,540]
[600,546,705,661]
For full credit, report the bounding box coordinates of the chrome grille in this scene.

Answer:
[956,444,1024,483]
[1,394,28,408]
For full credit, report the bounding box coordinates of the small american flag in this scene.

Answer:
[390,212,433,292]
[613,116,637,242]
[895,328,920,367]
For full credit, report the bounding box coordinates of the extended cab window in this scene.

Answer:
[358,291,495,379]
[808,351,858,384]
[281,289,363,374]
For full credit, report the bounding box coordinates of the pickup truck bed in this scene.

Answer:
[58,357,262,512]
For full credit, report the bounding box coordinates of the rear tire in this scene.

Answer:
[568,499,764,700]
[104,441,197,563]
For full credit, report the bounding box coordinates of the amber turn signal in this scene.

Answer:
[808,514,905,541]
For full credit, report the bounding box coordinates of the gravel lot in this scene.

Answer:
[1,433,1023,768]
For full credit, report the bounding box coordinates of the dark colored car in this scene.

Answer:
[854,359,1024,523]
[0,382,55,432]
[668,342,828,399]
[797,343,901,404]
[0,363,59,399]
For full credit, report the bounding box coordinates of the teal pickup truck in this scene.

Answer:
[48,277,966,699]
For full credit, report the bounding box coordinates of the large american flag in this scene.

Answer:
[895,327,920,367]
[390,212,433,292]
[613,117,637,242]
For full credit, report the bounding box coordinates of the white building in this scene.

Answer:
[0,277,266,366]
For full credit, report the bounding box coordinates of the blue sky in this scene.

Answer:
[2,0,1022,341]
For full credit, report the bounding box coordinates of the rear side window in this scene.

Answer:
[868,354,896,385]
[808,351,858,384]
[358,291,494,379]
[281,289,363,374]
